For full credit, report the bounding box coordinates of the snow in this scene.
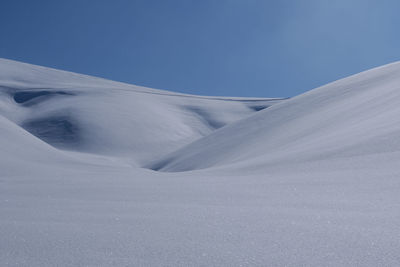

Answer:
[0,58,281,166]
[149,61,400,172]
[1,58,400,266]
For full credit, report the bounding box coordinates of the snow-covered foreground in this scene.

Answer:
[1,58,400,266]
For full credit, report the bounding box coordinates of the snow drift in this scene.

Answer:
[0,58,282,166]
[2,58,400,266]
[148,61,400,172]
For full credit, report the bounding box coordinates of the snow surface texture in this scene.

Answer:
[1,58,400,266]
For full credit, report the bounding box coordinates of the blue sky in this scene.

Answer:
[1,0,400,97]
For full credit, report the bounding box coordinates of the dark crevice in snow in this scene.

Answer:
[184,106,225,130]
[21,115,82,149]
[13,90,74,105]
[249,105,269,111]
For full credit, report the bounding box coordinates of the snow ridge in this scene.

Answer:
[3,58,400,266]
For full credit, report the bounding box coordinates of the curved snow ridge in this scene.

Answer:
[0,58,284,166]
[147,61,400,172]
[0,114,72,175]
[0,58,284,101]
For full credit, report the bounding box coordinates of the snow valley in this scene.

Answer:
[2,58,400,266]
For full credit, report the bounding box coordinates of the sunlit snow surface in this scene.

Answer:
[1,58,400,266]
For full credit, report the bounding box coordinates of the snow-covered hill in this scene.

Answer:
[2,58,400,266]
[149,61,400,172]
[0,58,282,166]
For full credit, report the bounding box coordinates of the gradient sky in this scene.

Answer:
[1,0,400,97]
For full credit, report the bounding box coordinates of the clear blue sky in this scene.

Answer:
[1,0,400,97]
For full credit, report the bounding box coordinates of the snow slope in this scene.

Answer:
[0,58,282,165]
[149,61,400,172]
[2,58,400,266]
